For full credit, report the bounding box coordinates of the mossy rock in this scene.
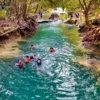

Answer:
[78,25,88,33]
[66,20,76,24]
[51,13,59,17]
[12,45,19,48]
[92,18,100,26]
[18,40,27,44]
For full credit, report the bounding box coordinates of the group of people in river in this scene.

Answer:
[16,45,55,69]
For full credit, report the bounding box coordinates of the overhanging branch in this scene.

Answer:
[78,0,85,11]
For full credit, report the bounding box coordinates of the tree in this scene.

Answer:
[93,0,100,17]
[78,0,93,26]
[9,0,37,19]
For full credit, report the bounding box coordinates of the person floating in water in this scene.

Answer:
[30,45,35,51]
[24,56,30,64]
[49,47,55,53]
[36,59,42,66]
[17,60,24,69]
[30,56,34,62]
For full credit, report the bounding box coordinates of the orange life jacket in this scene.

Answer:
[30,46,35,49]
[24,58,30,63]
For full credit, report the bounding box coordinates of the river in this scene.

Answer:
[0,21,100,100]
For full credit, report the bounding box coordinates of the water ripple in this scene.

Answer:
[0,23,100,100]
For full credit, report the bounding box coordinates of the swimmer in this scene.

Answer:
[30,56,34,62]
[36,59,42,66]
[17,60,24,68]
[24,56,30,64]
[49,47,55,53]
[30,45,35,51]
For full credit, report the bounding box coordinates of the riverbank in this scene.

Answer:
[77,56,100,84]
[60,22,100,85]
[0,34,26,59]
[77,24,100,82]
[0,15,38,59]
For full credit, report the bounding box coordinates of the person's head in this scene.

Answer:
[30,56,34,59]
[50,47,53,50]
[26,56,29,58]
[31,45,33,47]
[49,47,55,52]
[19,60,22,63]
[38,59,41,63]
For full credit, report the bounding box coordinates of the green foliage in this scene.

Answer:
[60,24,80,46]
[0,0,10,4]
[43,13,51,19]
[1,0,100,24]
[0,9,6,18]
[59,14,68,20]
[65,0,79,13]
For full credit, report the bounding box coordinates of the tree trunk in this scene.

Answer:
[34,0,40,13]
[84,11,91,27]
[62,5,64,11]
[22,0,27,19]
[34,4,39,13]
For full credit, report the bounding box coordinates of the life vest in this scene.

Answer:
[49,49,55,53]
[37,62,41,66]
[36,60,41,66]
[24,58,30,63]
[30,46,35,49]
[18,62,23,67]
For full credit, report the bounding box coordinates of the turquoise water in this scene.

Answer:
[0,22,100,100]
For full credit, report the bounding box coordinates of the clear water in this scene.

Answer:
[0,22,100,100]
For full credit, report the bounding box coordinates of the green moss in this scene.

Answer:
[60,24,81,46]
[60,24,88,57]
[0,10,7,18]
[43,13,51,19]
[59,14,67,20]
